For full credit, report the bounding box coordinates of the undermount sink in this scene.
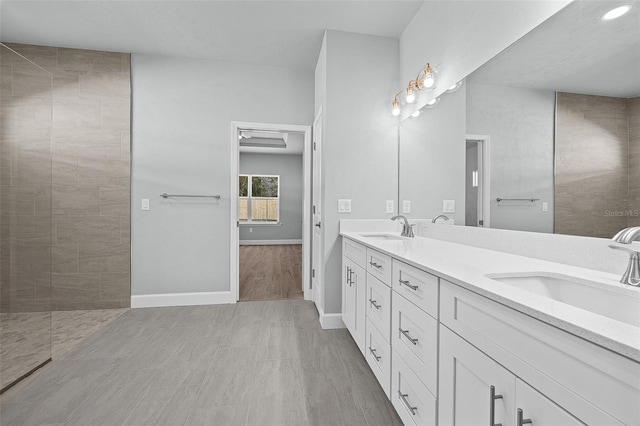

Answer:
[486,272,640,327]
[359,233,405,240]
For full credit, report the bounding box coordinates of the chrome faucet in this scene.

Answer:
[609,226,640,286]
[391,215,415,238]
[432,214,450,223]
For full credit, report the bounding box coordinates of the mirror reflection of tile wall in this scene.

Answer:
[555,93,640,237]
[4,43,132,311]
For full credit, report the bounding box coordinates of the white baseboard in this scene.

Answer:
[240,239,302,246]
[319,309,345,329]
[131,291,235,308]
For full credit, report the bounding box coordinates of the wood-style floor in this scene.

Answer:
[0,300,402,426]
[239,244,303,302]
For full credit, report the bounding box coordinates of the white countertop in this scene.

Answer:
[340,231,640,362]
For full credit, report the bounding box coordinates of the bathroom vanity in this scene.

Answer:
[341,229,640,426]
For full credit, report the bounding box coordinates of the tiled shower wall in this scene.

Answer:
[629,97,640,227]
[6,43,131,310]
[555,93,639,237]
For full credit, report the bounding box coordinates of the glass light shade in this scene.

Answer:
[392,100,401,116]
[446,81,463,93]
[425,97,440,108]
[602,5,631,20]
[405,91,416,104]
[422,75,435,89]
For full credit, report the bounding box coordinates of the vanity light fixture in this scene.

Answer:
[602,5,631,20]
[411,110,421,118]
[425,97,440,108]
[446,80,463,93]
[392,91,402,116]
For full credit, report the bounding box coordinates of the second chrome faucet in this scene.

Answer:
[391,215,415,237]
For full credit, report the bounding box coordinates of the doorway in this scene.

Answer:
[230,122,312,302]
[465,135,491,228]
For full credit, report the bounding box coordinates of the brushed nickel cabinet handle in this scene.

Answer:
[399,328,418,345]
[398,279,418,290]
[398,390,417,415]
[368,346,381,361]
[490,385,503,426]
[369,261,382,269]
[517,409,532,426]
[369,299,381,309]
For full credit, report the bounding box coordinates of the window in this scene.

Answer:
[239,174,279,223]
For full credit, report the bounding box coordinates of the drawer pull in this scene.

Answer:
[399,328,418,345]
[369,261,383,269]
[398,279,418,290]
[346,267,351,286]
[398,390,418,415]
[490,385,503,426]
[369,299,381,309]
[368,346,381,361]
[517,409,532,426]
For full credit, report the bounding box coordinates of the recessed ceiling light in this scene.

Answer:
[602,5,631,20]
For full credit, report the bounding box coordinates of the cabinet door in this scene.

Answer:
[515,379,585,426]
[342,257,365,353]
[439,325,515,426]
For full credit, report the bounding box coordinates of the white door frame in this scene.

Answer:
[466,134,491,228]
[311,107,323,312]
[230,121,312,302]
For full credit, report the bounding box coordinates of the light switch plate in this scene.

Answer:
[402,200,411,214]
[542,202,548,212]
[443,200,455,213]
[338,199,351,213]
[386,200,394,214]
[141,199,150,211]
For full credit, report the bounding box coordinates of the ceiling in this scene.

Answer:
[0,0,423,71]
[239,131,304,155]
[467,0,640,98]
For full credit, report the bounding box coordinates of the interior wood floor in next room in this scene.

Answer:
[239,244,303,302]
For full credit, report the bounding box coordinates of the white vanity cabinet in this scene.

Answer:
[439,280,634,426]
[342,239,367,354]
[439,325,584,426]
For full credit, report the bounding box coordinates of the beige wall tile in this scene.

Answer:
[78,241,130,274]
[53,98,100,129]
[100,273,130,301]
[55,128,121,159]
[55,215,120,245]
[58,48,126,73]
[52,243,78,274]
[100,186,130,216]
[1,64,13,94]
[52,70,80,99]
[52,186,100,215]
[2,44,58,71]
[78,158,129,181]
[52,154,79,186]
[52,273,100,302]
[12,66,52,98]
[10,216,51,245]
[100,100,130,130]
[121,131,130,161]
[79,72,130,99]
[0,185,35,216]
[34,185,51,216]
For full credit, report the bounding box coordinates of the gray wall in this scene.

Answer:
[398,87,467,224]
[131,53,313,296]
[318,31,399,314]
[239,153,303,242]
[467,83,555,233]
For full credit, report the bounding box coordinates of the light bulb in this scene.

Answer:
[446,81,463,93]
[425,97,440,108]
[602,5,631,20]
[422,76,435,89]
[406,92,416,104]
[411,110,421,118]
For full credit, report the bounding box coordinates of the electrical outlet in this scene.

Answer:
[249,228,253,233]
[338,199,352,213]
[542,202,548,212]
[386,200,394,214]
[402,200,411,214]
[443,200,455,213]
[141,199,150,211]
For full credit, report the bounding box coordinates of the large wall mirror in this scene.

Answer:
[399,0,639,238]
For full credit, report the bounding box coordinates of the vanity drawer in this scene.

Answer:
[392,349,437,426]
[366,273,392,343]
[366,317,391,398]
[392,259,439,318]
[343,238,366,266]
[392,292,438,395]
[367,248,392,286]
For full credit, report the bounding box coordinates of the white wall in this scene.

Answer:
[239,153,303,242]
[399,1,571,115]
[131,53,313,296]
[467,84,555,233]
[318,30,399,314]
